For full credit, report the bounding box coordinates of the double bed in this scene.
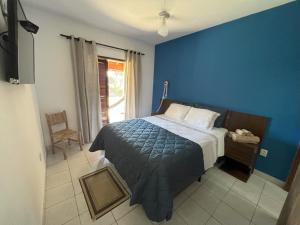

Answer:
[90,99,228,222]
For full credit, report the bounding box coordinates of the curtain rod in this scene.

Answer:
[60,34,145,56]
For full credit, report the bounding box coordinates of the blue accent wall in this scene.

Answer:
[152,1,300,181]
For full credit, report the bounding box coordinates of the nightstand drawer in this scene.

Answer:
[225,145,254,166]
[225,136,259,167]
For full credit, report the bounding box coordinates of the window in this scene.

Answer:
[98,57,125,125]
[107,60,125,123]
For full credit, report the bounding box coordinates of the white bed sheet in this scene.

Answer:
[143,115,228,170]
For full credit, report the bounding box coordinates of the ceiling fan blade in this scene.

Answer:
[142,15,160,21]
[168,15,183,22]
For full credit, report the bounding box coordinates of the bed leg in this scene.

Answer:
[198,177,201,182]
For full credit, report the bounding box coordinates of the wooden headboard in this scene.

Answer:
[156,98,178,114]
[224,111,268,140]
[156,98,268,140]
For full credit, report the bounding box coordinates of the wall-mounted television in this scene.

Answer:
[0,0,38,84]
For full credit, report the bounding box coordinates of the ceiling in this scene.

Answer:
[21,0,293,45]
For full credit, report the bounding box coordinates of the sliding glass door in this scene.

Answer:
[98,57,125,125]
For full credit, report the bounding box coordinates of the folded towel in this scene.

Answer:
[235,129,253,136]
[229,131,260,144]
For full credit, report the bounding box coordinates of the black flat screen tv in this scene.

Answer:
[6,0,35,84]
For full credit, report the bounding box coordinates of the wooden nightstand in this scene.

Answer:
[220,111,268,182]
[221,136,260,181]
[225,136,259,170]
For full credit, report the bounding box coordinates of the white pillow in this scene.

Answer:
[164,103,191,121]
[208,112,221,129]
[184,107,220,129]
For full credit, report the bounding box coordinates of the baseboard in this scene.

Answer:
[254,169,285,187]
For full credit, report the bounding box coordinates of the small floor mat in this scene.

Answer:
[79,166,130,220]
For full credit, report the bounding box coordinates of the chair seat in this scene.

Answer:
[46,110,83,159]
[52,129,78,141]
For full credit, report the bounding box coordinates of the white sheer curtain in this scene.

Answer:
[70,36,102,143]
[124,51,141,119]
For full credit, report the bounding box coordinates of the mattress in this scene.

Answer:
[144,115,228,170]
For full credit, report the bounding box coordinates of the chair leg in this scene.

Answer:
[68,139,71,145]
[78,132,83,151]
[55,143,67,160]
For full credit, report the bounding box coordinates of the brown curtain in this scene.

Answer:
[277,166,300,225]
[70,36,101,143]
[124,51,141,119]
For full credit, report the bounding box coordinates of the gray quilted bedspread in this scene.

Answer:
[89,119,204,222]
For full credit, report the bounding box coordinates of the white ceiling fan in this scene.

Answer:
[141,0,181,38]
[157,10,170,37]
[157,0,171,37]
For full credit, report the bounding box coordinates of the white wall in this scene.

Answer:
[0,82,46,225]
[24,6,155,146]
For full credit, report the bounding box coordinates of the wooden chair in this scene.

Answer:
[46,110,82,159]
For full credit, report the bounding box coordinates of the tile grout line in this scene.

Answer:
[249,181,267,225]
[45,178,72,191]
[61,217,78,225]
[82,147,92,166]
[111,204,140,223]
[53,145,82,225]
[200,177,233,213]
[176,180,211,225]
[44,145,82,225]
[66,146,83,225]
[172,182,200,225]
[204,216,213,225]
[174,193,191,212]
[211,180,230,225]
[45,162,72,187]
[45,194,75,210]
[203,214,212,225]
[191,189,220,216]
[212,216,224,225]
[180,175,233,224]
[111,213,117,224]
[219,200,252,225]
[219,179,264,225]
[175,207,189,225]
[176,201,190,225]
[204,177,261,225]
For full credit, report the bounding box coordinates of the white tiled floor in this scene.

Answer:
[44,144,287,225]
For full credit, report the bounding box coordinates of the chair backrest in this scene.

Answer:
[45,110,69,136]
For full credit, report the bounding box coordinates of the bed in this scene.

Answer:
[89,99,228,222]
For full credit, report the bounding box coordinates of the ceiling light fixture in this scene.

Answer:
[158,10,170,37]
